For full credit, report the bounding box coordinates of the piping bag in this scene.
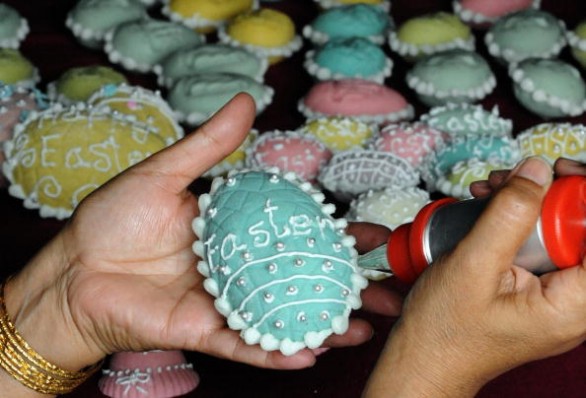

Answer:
[357,175,586,284]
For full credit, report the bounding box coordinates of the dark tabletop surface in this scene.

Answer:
[1,0,586,397]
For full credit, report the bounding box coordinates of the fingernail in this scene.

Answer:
[511,157,552,187]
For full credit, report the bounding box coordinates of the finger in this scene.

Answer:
[322,318,373,348]
[136,93,256,193]
[360,282,403,316]
[456,157,553,281]
[554,158,586,177]
[487,169,510,188]
[200,328,317,369]
[469,180,492,198]
[347,222,391,253]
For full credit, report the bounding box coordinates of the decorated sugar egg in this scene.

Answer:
[516,123,586,164]
[246,130,332,183]
[192,170,367,356]
[318,149,420,202]
[2,104,167,219]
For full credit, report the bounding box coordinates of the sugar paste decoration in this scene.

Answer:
[419,102,513,138]
[318,149,420,202]
[516,122,586,164]
[192,169,367,356]
[2,103,167,219]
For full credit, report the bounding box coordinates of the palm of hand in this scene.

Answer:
[61,167,226,354]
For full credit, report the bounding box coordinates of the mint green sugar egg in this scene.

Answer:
[192,170,366,356]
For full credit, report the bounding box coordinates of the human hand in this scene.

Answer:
[363,157,586,397]
[470,157,586,197]
[5,94,401,376]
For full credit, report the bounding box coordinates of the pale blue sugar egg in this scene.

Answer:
[192,170,366,356]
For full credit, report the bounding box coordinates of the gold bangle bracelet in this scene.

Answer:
[0,279,102,395]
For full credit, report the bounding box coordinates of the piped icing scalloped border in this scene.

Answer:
[302,25,387,47]
[509,60,586,117]
[567,28,586,52]
[452,0,541,26]
[484,11,567,64]
[192,168,367,356]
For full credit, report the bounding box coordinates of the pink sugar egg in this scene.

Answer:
[298,79,414,124]
[367,122,446,169]
[454,0,539,27]
[246,130,332,182]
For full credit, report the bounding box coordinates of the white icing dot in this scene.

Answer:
[274,320,284,329]
[294,258,305,267]
[267,263,277,273]
[320,311,330,321]
[314,284,324,293]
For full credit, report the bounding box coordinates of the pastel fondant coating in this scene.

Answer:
[436,157,515,199]
[167,73,273,126]
[218,8,303,62]
[453,0,540,27]
[154,44,267,88]
[246,131,332,183]
[516,123,586,164]
[88,84,183,145]
[299,79,414,124]
[419,103,513,138]
[422,135,520,190]
[367,122,445,169]
[406,49,496,107]
[47,65,128,105]
[0,49,39,88]
[318,149,420,202]
[347,186,430,230]
[305,37,393,83]
[389,12,474,60]
[2,105,168,219]
[299,117,377,152]
[193,170,366,356]
[104,18,205,73]
[303,4,392,45]
[510,58,586,118]
[485,9,566,64]
[0,3,29,49]
[162,0,255,31]
[99,350,199,398]
[66,0,147,49]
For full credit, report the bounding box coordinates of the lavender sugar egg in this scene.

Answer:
[192,170,367,356]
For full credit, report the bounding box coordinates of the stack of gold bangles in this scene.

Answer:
[0,280,102,395]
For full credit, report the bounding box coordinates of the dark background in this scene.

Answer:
[1,0,586,397]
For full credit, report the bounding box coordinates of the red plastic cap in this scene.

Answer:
[388,224,418,284]
[388,198,457,284]
[541,176,586,269]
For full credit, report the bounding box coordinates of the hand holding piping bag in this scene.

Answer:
[363,157,586,397]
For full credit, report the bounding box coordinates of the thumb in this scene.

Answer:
[136,92,256,192]
[456,157,553,282]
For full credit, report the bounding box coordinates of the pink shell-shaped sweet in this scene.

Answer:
[454,0,540,28]
[246,130,332,182]
[367,122,446,169]
[99,350,199,398]
[299,79,414,124]
[460,0,535,18]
